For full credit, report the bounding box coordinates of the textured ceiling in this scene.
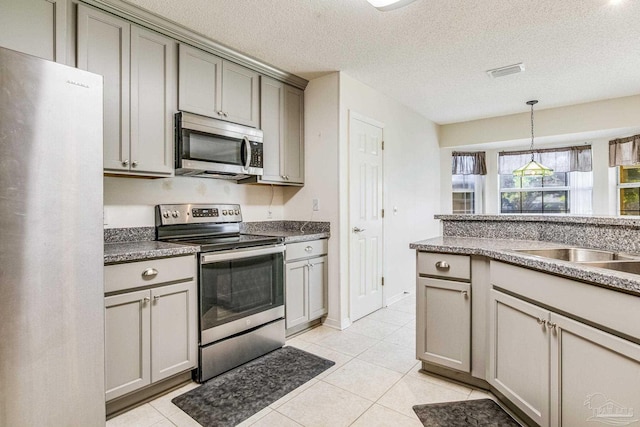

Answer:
[124,0,640,124]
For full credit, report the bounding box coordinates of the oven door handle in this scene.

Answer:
[201,244,284,264]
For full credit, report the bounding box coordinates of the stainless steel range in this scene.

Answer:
[156,204,285,382]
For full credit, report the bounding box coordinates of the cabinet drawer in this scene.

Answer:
[418,252,470,281]
[286,239,328,261]
[105,255,196,293]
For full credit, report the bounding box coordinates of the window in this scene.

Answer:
[617,166,640,215]
[498,145,593,215]
[452,174,476,213]
[451,151,486,214]
[500,173,569,214]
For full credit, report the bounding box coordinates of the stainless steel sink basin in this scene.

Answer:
[514,248,638,262]
[582,260,640,275]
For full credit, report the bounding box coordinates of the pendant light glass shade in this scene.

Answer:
[513,100,554,177]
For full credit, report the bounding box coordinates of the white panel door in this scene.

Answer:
[349,112,384,322]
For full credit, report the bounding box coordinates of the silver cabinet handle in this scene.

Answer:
[435,261,450,271]
[142,297,150,304]
[547,321,557,331]
[308,261,314,270]
[131,161,138,168]
[217,111,223,116]
[353,227,365,233]
[153,295,160,302]
[142,268,158,279]
[122,160,129,167]
[461,290,468,298]
[537,317,546,326]
[223,112,228,117]
[305,246,313,252]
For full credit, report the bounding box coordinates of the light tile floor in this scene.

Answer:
[107,293,496,427]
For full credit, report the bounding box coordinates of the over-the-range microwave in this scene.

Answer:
[175,112,263,180]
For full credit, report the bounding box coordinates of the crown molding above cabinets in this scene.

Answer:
[78,0,308,90]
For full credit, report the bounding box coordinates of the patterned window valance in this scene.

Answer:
[609,135,640,167]
[452,151,487,175]
[499,145,592,174]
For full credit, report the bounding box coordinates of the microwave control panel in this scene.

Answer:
[250,142,263,168]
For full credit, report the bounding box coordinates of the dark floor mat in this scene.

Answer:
[413,398,521,427]
[172,346,334,427]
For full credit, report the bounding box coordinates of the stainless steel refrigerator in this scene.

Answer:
[0,47,105,425]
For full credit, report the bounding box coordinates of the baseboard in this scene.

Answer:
[322,316,352,330]
[386,291,413,306]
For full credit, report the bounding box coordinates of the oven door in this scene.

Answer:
[199,244,284,345]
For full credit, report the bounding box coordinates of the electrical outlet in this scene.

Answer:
[312,199,319,211]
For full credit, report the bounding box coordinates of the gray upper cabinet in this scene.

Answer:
[77,5,175,177]
[178,44,259,127]
[178,44,221,118]
[0,0,67,63]
[258,77,305,185]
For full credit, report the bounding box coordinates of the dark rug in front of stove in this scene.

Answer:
[413,399,521,427]
[171,346,334,427]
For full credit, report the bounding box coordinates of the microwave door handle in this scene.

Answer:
[242,136,252,170]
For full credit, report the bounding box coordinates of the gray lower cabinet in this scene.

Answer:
[416,252,471,373]
[489,290,550,427]
[285,240,328,334]
[258,76,305,185]
[489,288,640,427]
[104,256,197,402]
[178,43,259,127]
[77,4,175,176]
[0,0,66,63]
[417,277,471,372]
[550,313,640,427]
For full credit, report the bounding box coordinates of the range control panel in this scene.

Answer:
[156,204,242,226]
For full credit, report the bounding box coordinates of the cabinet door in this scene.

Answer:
[285,259,308,329]
[0,0,66,63]
[104,290,151,401]
[259,76,285,183]
[417,277,471,372]
[77,5,130,172]
[178,44,221,118]
[282,84,304,184]
[221,60,259,127]
[550,313,640,427]
[308,255,328,320]
[489,290,550,427]
[150,281,198,382]
[130,25,176,176]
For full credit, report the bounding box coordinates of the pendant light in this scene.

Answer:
[512,100,554,177]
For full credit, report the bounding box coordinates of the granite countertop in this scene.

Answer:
[410,236,640,297]
[104,241,198,264]
[104,221,330,263]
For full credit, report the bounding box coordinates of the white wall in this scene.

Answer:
[103,176,285,227]
[284,72,440,329]
[339,73,440,324]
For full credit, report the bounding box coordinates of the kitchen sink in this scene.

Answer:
[514,248,638,262]
[582,260,640,275]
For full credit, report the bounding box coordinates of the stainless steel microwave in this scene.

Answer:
[175,112,264,180]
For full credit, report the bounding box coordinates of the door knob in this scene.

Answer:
[352,227,365,233]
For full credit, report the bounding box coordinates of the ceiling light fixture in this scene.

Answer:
[366,0,417,11]
[512,100,554,177]
[486,63,525,79]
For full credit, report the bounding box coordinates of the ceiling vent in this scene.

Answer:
[486,63,525,78]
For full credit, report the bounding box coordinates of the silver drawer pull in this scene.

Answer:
[435,261,450,271]
[153,295,160,302]
[461,290,468,298]
[305,246,313,252]
[142,268,158,279]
